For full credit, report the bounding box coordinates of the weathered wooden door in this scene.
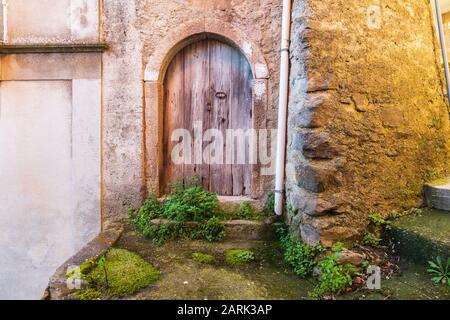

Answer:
[163,39,253,196]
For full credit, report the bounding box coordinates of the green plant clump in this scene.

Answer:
[427,256,450,286]
[163,184,219,222]
[311,243,358,299]
[191,252,215,264]
[130,177,225,245]
[192,217,226,242]
[225,249,256,265]
[234,202,261,220]
[142,222,187,246]
[278,227,324,277]
[368,212,391,228]
[70,249,160,299]
[362,232,381,247]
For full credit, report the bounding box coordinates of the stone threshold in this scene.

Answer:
[425,177,450,211]
[43,227,123,300]
[385,209,450,264]
[0,43,108,54]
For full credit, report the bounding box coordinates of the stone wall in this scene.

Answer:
[287,0,450,246]
[101,1,145,229]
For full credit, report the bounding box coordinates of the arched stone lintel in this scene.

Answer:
[144,17,270,82]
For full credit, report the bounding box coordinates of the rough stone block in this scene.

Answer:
[425,178,450,212]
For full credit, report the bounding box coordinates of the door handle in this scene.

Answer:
[215,92,227,99]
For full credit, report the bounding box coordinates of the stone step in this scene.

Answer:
[150,218,282,241]
[424,177,450,211]
[386,208,450,264]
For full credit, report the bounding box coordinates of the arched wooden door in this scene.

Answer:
[163,39,253,196]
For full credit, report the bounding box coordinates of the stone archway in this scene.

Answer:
[144,18,269,198]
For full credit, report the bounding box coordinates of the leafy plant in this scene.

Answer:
[143,222,186,246]
[225,249,256,265]
[368,212,391,228]
[162,185,219,222]
[129,195,162,234]
[192,217,225,242]
[277,227,324,277]
[139,195,163,220]
[362,232,381,247]
[311,243,357,298]
[427,256,450,286]
[130,178,224,245]
[235,202,261,220]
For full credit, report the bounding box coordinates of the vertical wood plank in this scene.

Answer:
[229,45,253,196]
[163,49,185,192]
[183,40,211,189]
[209,40,233,196]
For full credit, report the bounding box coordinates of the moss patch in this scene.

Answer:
[66,258,96,279]
[72,249,160,299]
[225,249,256,265]
[192,252,215,264]
[74,288,102,301]
[427,177,450,187]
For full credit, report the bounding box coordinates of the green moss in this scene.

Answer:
[225,249,255,265]
[191,252,215,264]
[427,177,450,187]
[73,249,160,299]
[74,288,102,301]
[66,257,96,280]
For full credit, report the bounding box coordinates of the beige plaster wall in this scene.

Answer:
[0,76,101,299]
[6,0,99,43]
[0,0,103,299]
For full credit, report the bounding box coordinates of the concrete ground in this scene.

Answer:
[113,226,450,300]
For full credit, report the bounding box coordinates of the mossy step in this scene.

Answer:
[150,218,282,241]
[424,177,450,211]
[386,209,450,264]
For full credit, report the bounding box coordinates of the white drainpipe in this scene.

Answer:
[2,0,8,43]
[434,0,450,103]
[274,0,292,216]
